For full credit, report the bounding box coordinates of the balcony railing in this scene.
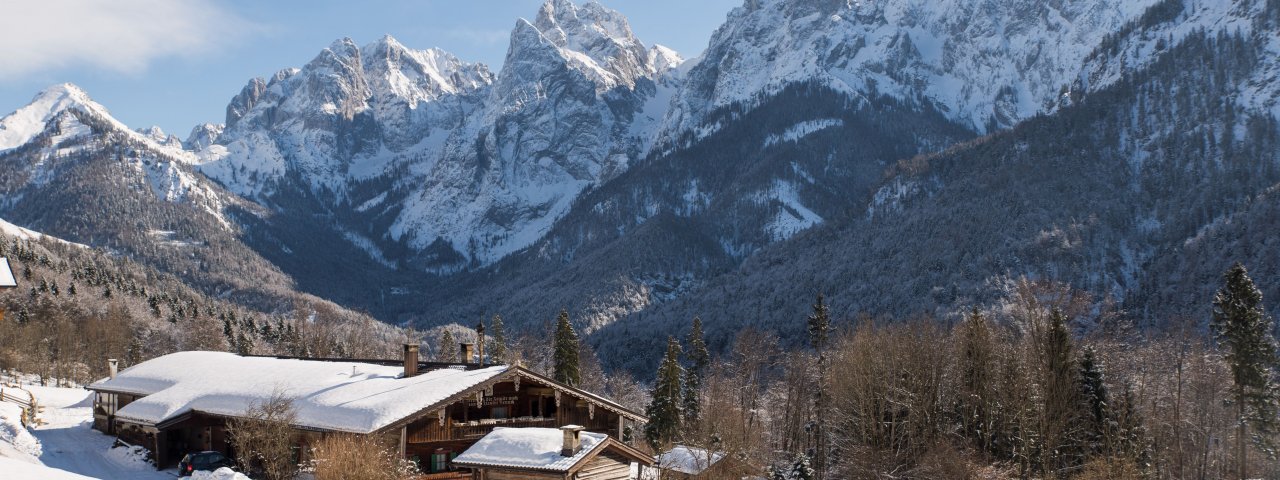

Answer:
[407,416,557,443]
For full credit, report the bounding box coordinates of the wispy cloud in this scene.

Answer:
[0,0,256,79]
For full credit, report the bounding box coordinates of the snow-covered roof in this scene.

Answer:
[88,351,508,433]
[657,445,725,475]
[452,427,608,472]
[0,257,16,288]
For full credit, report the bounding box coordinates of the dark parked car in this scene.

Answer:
[179,451,233,476]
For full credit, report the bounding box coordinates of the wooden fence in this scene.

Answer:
[0,385,38,426]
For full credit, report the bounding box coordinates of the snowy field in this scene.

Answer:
[0,381,177,479]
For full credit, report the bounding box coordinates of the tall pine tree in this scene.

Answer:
[553,309,581,386]
[1078,347,1111,455]
[958,307,996,452]
[645,336,684,451]
[806,293,830,352]
[489,314,508,363]
[1211,263,1280,480]
[806,293,830,478]
[437,330,457,362]
[683,317,709,429]
[1041,308,1083,475]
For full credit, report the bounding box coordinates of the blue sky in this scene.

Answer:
[0,0,739,138]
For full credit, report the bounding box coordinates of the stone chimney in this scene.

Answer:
[108,359,118,379]
[459,343,475,364]
[560,425,585,456]
[476,320,486,366]
[403,344,419,378]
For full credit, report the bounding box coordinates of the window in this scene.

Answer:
[491,406,509,419]
[430,450,451,472]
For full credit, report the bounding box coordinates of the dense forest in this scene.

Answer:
[630,267,1280,480]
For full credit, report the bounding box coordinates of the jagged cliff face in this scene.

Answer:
[199,36,493,199]
[197,0,683,268]
[656,0,1160,148]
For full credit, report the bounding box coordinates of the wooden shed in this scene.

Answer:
[452,425,652,479]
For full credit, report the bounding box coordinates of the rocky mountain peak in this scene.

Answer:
[518,0,663,91]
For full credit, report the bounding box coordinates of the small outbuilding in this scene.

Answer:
[654,445,756,479]
[453,425,652,479]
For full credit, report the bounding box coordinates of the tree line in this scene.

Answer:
[636,264,1279,480]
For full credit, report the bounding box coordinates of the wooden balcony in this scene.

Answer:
[413,472,473,480]
[407,416,557,444]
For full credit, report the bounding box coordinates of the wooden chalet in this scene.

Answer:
[452,425,652,479]
[87,337,646,478]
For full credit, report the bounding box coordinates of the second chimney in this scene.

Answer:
[108,359,118,379]
[403,344,419,378]
[560,425,585,457]
[459,343,475,364]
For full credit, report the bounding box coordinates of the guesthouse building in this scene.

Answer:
[87,341,647,477]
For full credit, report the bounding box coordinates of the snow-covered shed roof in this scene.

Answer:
[88,351,508,433]
[657,445,725,475]
[0,257,16,288]
[452,427,609,472]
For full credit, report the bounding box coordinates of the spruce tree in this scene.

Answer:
[958,307,995,451]
[1211,263,1280,479]
[1078,347,1110,455]
[552,310,581,386]
[683,317,709,428]
[490,314,508,363]
[645,336,684,451]
[438,329,457,362]
[806,293,831,352]
[1042,308,1083,475]
[805,293,830,478]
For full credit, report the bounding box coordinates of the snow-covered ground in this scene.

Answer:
[0,382,174,479]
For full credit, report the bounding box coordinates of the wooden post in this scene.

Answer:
[399,426,407,458]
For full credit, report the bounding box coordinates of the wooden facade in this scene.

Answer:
[90,360,645,477]
[390,370,642,475]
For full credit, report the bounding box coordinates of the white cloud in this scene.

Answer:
[0,0,254,79]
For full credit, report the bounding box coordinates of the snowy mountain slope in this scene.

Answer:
[199,0,684,269]
[655,0,1161,149]
[0,84,300,305]
[198,36,494,199]
[0,84,228,224]
[588,14,1280,372]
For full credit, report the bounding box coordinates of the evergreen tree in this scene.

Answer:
[67,282,76,296]
[490,314,507,363]
[958,307,995,451]
[805,293,830,478]
[552,310,581,386]
[1078,347,1110,455]
[437,329,457,362]
[806,293,831,352]
[683,317,709,428]
[102,285,112,298]
[1042,308,1083,475]
[1211,263,1280,479]
[645,336,684,450]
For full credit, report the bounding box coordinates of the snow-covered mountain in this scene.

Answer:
[0,84,298,308]
[2,0,1279,370]
[196,0,684,268]
[656,0,1162,148]
[0,84,227,221]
